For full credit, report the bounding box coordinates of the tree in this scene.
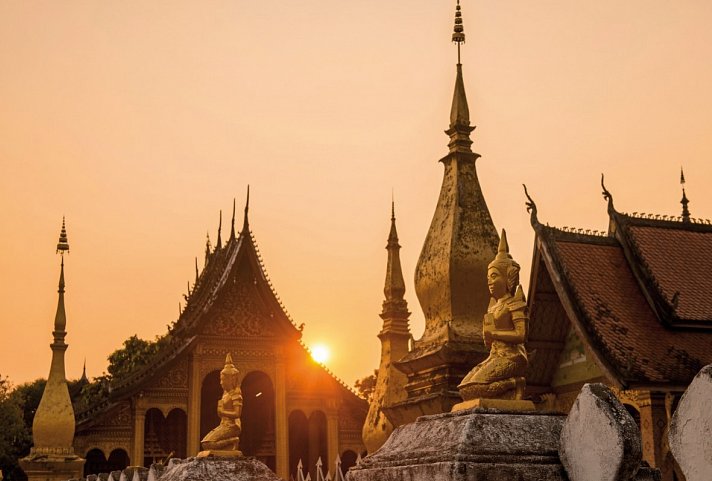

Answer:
[0,376,31,481]
[106,334,167,382]
[354,371,378,402]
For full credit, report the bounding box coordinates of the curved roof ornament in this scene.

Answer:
[523,184,540,227]
[601,173,615,214]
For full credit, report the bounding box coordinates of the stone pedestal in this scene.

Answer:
[196,450,243,458]
[19,454,85,481]
[159,457,280,481]
[348,407,567,481]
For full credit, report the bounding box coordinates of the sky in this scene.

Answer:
[2,1,712,388]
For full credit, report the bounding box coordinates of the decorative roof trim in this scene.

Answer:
[533,230,631,389]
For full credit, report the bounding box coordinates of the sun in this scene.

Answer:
[311,344,330,364]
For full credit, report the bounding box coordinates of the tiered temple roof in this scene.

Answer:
[77,194,362,426]
[525,181,712,392]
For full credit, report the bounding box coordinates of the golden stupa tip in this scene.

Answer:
[452,0,465,45]
[56,216,70,254]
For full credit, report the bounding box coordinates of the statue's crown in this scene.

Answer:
[221,352,239,377]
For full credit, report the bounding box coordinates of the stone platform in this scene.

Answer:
[159,457,280,481]
[347,407,568,481]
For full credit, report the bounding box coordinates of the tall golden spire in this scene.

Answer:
[362,201,411,453]
[383,200,407,305]
[400,0,499,420]
[28,219,78,458]
[447,0,474,154]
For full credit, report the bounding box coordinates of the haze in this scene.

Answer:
[2,1,712,387]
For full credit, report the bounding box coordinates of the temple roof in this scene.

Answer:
[525,186,712,390]
[76,204,363,422]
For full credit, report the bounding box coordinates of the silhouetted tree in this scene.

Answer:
[0,375,31,481]
[354,370,378,402]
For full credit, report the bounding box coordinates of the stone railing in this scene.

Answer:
[74,453,356,481]
[72,364,712,481]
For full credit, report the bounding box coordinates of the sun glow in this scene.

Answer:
[311,344,330,364]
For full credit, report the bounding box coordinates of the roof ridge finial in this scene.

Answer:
[601,173,615,213]
[204,231,212,266]
[216,210,222,249]
[523,184,540,228]
[242,185,250,232]
[681,166,690,222]
[230,198,236,240]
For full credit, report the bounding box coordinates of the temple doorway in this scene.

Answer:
[239,371,275,470]
[288,410,309,480]
[307,411,328,480]
[200,370,221,442]
[143,408,188,466]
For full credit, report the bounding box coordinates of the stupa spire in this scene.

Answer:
[384,201,406,303]
[681,167,690,222]
[447,0,474,153]
[402,0,499,420]
[28,219,79,457]
[362,202,411,453]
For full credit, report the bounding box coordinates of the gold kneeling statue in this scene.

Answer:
[457,229,533,410]
[200,353,243,455]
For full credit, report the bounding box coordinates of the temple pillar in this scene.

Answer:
[186,357,201,456]
[638,391,671,481]
[326,402,339,473]
[274,356,288,480]
[132,399,146,468]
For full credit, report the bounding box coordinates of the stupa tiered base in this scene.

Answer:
[348,407,567,481]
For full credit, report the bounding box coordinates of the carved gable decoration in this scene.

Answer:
[105,401,131,427]
[202,273,276,338]
[157,359,189,389]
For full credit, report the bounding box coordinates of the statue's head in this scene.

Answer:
[487,229,520,299]
[220,353,240,391]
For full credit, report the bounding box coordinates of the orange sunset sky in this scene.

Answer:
[2,1,712,388]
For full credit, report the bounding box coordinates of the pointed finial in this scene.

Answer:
[601,173,615,213]
[242,185,250,232]
[681,167,690,222]
[56,216,70,255]
[497,229,508,256]
[230,198,236,240]
[391,189,395,221]
[216,210,223,249]
[204,232,212,266]
[452,0,466,64]
[195,257,199,284]
[81,358,88,382]
[523,184,540,227]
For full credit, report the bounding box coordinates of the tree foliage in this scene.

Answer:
[354,371,378,401]
[0,376,31,481]
[106,334,167,382]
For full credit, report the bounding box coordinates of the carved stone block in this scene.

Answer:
[559,383,642,481]
[668,364,712,481]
